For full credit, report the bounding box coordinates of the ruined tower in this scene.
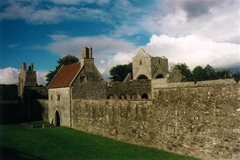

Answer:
[132,48,169,80]
[18,63,37,100]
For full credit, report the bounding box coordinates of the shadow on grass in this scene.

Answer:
[0,146,45,160]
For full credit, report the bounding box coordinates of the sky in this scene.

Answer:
[0,0,239,85]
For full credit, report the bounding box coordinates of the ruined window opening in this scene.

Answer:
[51,95,53,100]
[155,74,164,79]
[141,93,148,99]
[57,94,60,101]
[107,95,114,99]
[140,60,142,65]
[80,76,87,83]
[137,74,148,80]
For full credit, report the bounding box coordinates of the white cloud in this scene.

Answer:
[45,34,137,79]
[47,35,136,59]
[0,67,19,84]
[145,34,240,69]
[98,51,134,79]
[0,67,47,85]
[143,0,240,42]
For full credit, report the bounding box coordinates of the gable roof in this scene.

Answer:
[48,62,81,89]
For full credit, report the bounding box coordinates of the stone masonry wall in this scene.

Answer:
[36,99,49,121]
[71,81,240,160]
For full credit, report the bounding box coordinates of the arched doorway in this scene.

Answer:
[137,74,148,80]
[155,74,164,79]
[55,111,60,126]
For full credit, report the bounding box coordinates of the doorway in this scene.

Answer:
[55,111,60,126]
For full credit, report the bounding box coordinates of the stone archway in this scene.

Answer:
[137,74,148,80]
[55,111,60,126]
[155,74,164,79]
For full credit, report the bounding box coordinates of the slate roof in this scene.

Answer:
[48,62,81,89]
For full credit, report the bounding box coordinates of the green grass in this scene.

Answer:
[0,124,199,160]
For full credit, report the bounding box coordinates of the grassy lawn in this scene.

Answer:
[0,123,199,160]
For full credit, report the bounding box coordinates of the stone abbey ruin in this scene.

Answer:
[19,47,240,160]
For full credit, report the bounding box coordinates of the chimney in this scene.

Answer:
[81,47,94,65]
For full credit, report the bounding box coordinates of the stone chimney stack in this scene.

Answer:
[81,47,94,65]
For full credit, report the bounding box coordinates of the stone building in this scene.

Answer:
[132,48,169,80]
[48,47,105,127]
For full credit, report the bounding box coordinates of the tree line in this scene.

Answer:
[176,63,240,82]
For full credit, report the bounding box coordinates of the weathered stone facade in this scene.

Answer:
[48,87,71,126]
[72,57,106,100]
[106,80,151,99]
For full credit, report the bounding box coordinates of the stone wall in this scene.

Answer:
[106,80,151,99]
[36,99,49,121]
[71,81,240,160]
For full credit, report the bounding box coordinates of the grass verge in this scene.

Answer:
[0,123,199,160]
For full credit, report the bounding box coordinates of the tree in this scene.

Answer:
[110,63,132,81]
[46,55,79,85]
[216,69,232,79]
[192,65,205,81]
[232,71,240,82]
[176,63,193,81]
[204,64,217,80]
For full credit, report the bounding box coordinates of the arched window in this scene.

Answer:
[137,74,148,80]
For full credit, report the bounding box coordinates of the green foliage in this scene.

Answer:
[176,63,193,81]
[0,124,199,160]
[192,66,206,81]
[232,71,240,82]
[110,63,132,81]
[46,55,79,86]
[177,63,239,82]
[216,69,232,79]
[204,64,217,80]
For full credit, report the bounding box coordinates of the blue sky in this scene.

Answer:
[0,0,239,84]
